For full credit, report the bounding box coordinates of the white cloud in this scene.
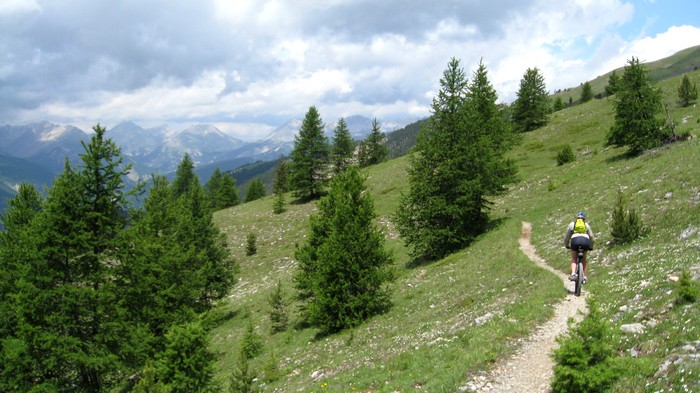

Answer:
[0,0,40,15]
[1,0,699,140]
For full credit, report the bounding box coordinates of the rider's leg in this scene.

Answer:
[570,249,577,275]
[583,251,588,277]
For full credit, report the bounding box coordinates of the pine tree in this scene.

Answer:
[606,57,665,156]
[395,59,517,260]
[288,106,330,200]
[156,322,217,393]
[512,67,549,132]
[358,118,389,168]
[7,125,135,391]
[552,96,566,112]
[605,70,620,96]
[171,153,198,200]
[580,81,593,103]
[244,178,266,202]
[272,160,287,214]
[245,233,257,256]
[268,280,289,334]
[295,166,393,333]
[206,168,239,211]
[0,183,42,372]
[677,74,698,107]
[331,117,355,173]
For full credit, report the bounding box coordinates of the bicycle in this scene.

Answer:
[573,245,585,297]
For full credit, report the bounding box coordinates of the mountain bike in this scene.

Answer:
[573,245,585,297]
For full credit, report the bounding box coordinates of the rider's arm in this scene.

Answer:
[563,223,573,248]
[586,223,594,249]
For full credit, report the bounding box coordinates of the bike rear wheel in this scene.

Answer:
[574,252,584,297]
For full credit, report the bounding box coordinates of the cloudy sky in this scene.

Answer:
[1,0,699,140]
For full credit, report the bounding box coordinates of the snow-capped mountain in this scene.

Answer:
[166,124,245,156]
[0,121,88,173]
[110,121,168,156]
[0,115,415,206]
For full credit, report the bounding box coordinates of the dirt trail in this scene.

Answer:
[462,222,589,392]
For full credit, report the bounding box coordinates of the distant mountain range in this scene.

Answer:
[0,116,414,213]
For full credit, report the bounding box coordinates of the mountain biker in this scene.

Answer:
[564,212,594,284]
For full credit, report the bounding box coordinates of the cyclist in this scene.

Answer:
[564,212,594,284]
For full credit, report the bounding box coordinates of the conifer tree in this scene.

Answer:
[677,74,698,107]
[155,322,217,393]
[605,70,620,96]
[295,166,393,333]
[358,118,389,168]
[396,59,517,260]
[288,106,330,200]
[244,178,266,202]
[580,81,593,103]
[552,96,566,112]
[268,280,289,334]
[272,159,287,214]
[171,153,198,200]
[0,183,42,350]
[512,67,549,132]
[206,168,239,211]
[7,125,135,391]
[606,57,665,156]
[331,117,355,173]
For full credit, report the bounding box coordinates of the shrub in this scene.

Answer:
[675,270,699,305]
[552,300,624,392]
[556,144,576,166]
[246,233,257,256]
[268,280,289,334]
[610,192,649,244]
[228,354,259,393]
[262,351,282,383]
[240,322,263,360]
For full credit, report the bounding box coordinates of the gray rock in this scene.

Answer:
[621,323,645,334]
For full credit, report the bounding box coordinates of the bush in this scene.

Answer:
[610,192,649,244]
[228,354,259,393]
[556,145,576,166]
[268,280,289,334]
[676,270,699,305]
[552,301,623,392]
[240,322,263,360]
[246,233,257,256]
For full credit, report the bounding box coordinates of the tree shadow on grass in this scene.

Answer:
[404,216,509,269]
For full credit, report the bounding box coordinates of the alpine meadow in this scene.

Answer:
[1,46,700,392]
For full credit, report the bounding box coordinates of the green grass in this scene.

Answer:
[209,69,700,391]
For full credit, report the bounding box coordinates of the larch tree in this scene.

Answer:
[580,81,594,103]
[512,67,549,132]
[171,153,198,200]
[605,70,620,96]
[395,59,517,261]
[357,118,389,168]
[677,74,698,107]
[244,178,266,202]
[294,166,393,333]
[606,57,665,156]
[7,125,136,391]
[272,159,288,214]
[288,106,330,200]
[205,168,239,211]
[331,117,355,173]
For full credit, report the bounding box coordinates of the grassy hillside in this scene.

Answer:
[209,69,700,391]
[552,45,700,105]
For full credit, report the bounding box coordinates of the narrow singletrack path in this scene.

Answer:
[462,222,589,392]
